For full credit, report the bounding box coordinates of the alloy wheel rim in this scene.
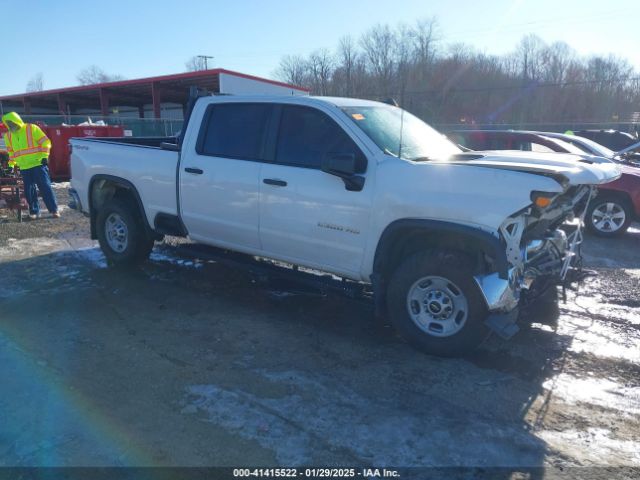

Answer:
[591,202,626,233]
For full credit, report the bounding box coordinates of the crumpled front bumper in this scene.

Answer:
[474,268,523,339]
[474,267,522,313]
[473,229,572,339]
[475,227,574,306]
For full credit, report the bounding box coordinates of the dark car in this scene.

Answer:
[574,129,639,151]
[447,129,640,237]
[538,131,640,166]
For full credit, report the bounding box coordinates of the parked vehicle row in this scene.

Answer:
[447,129,640,237]
[69,95,620,356]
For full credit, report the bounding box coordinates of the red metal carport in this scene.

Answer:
[0,69,309,119]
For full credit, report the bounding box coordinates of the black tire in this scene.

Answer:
[96,198,154,266]
[386,250,489,357]
[585,193,633,237]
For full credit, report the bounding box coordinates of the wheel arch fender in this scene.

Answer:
[594,188,636,216]
[88,174,155,240]
[372,219,509,283]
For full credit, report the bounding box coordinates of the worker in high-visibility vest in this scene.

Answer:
[2,112,60,219]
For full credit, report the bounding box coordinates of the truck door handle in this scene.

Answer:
[263,178,287,187]
[184,167,203,175]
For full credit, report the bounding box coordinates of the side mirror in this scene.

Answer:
[321,153,364,192]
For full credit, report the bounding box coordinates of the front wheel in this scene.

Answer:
[96,198,154,266]
[586,194,632,237]
[386,250,489,357]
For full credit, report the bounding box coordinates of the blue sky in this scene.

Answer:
[1,0,636,95]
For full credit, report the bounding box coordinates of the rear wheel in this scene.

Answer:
[386,250,489,357]
[586,194,632,237]
[96,198,154,266]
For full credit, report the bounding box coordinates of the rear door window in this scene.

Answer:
[198,103,272,160]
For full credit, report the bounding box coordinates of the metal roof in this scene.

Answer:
[0,69,309,115]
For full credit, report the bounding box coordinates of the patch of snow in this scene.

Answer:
[150,250,203,269]
[0,237,70,262]
[51,182,70,190]
[543,374,640,416]
[556,315,640,362]
[625,268,640,280]
[182,370,545,467]
[555,287,640,362]
[75,247,107,269]
[539,428,640,466]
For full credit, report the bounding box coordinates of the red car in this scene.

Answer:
[448,130,640,237]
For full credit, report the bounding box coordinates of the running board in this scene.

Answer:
[172,243,373,302]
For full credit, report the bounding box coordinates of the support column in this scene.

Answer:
[22,98,32,115]
[99,88,110,117]
[57,94,68,116]
[151,82,162,119]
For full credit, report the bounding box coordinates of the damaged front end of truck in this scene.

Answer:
[474,183,597,339]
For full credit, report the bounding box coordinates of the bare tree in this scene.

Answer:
[337,36,358,96]
[411,17,439,78]
[585,55,633,90]
[516,34,545,81]
[185,56,207,72]
[77,66,125,85]
[271,20,639,126]
[274,55,309,87]
[394,24,413,103]
[26,73,44,92]
[308,49,334,95]
[361,24,395,95]
[541,41,574,83]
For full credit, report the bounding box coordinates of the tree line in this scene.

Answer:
[274,19,640,127]
[25,66,126,93]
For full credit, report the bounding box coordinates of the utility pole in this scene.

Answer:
[197,55,214,70]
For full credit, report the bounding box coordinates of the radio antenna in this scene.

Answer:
[398,102,405,160]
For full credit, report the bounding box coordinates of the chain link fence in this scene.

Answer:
[19,115,184,138]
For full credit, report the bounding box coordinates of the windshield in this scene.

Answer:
[539,136,588,155]
[563,135,616,158]
[342,106,461,161]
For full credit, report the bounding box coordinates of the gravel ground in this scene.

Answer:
[0,183,639,474]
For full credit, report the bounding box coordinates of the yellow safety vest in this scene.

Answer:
[2,113,51,170]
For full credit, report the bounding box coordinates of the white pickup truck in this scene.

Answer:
[69,95,620,356]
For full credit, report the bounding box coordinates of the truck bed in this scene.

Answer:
[70,136,180,226]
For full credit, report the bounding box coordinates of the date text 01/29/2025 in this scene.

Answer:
[232,468,400,478]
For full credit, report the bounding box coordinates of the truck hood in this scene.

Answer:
[444,151,621,186]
